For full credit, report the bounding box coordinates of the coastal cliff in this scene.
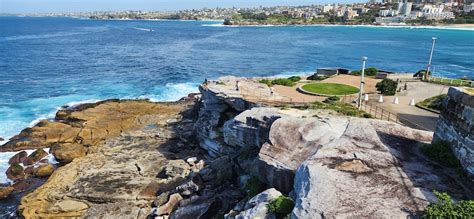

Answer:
[1,77,473,218]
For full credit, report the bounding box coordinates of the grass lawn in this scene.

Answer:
[301,83,359,95]
[416,94,446,114]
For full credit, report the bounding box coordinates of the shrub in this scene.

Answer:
[376,79,398,95]
[363,113,372,118]
[414,69,431,78]
[244,176,265,198]
[365,67,378,76]
[424,191,474,218]
[259,79,272,87]
[267,195,295,216]
[287,76,301,82]
[421,140,460,168]
[351,67,377,76]
[271,78,296,87]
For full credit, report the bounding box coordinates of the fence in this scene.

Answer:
[341,94,432,131]
[426,77,474,87]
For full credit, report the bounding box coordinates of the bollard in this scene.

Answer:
[378,95,384,103]
[409,98,415,106]
[393,97,399,104]
[364,94,369,101]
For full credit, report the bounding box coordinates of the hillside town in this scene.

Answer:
[12,0,474,25]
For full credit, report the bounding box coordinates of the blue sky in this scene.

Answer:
[0,0,357,13]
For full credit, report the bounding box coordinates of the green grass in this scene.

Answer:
[301,83,359,96]
[416,94,446,113]
[309,98,370,118]
[258,76,301,87]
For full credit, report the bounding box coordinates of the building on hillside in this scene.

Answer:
[398,2,413,16]
[422,4,455,20]
[375,16,404,24]
[464,3,474,13]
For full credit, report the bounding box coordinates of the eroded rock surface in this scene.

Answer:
[18,100,204,218]
[292,118,473,218]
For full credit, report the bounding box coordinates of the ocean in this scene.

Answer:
[0,16,473,185]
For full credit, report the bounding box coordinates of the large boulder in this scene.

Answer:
[34,164,55,177]
[8,151,28,165]
[50,143,87,163]
[290,118,472,218]
[257,116,349,193]
[22,149,48,166]
[6,163,25,180]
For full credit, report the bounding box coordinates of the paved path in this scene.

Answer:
[366,81,449,131]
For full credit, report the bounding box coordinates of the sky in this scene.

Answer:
[0,0,357,13]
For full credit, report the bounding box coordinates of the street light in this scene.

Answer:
[358,56,367,110]
[425,37,437,80]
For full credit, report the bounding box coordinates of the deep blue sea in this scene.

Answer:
[0,16,473,184]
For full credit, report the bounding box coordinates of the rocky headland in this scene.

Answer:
[1,76,473,218]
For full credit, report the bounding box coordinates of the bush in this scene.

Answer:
[287,76,301,82]
[267,195,295,216]
[421,140,460,168]
[271,78,296,87]
[258,79,272,87]
[363,113,372,118]
[244,176,265,198]
[424,191,474,218]
[376,79,398,95]
[351,67,377,76]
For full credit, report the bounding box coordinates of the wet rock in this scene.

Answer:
[24,166,35,175]
[22,148,48,166]
[8,151,28,165]
[50,143,87,163]
[6,163,24,180]
[34,164,55,177]
[0,186,14,199]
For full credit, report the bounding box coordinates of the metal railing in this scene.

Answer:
[341,94,432,131]
[426,77,474,87]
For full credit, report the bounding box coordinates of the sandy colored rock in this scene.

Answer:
[34,164,55,177]
[0,186,14,199]
[156,193,183,216]
[22,148,48,166]
[51,143,87,163]
[18,100,198,218]
[336,159,373,173]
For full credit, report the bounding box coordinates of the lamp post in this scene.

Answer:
[425,37,437,81]
[358,56,367,110]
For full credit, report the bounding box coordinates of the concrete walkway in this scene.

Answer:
[366,81,449,131]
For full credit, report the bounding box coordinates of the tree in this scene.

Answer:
[376,79,398,95]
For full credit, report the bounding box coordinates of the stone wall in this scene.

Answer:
[433,87,474,178]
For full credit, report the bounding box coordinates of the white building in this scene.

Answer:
[422,4,455,20]
[464,3,474,13]
[398,2,413,16]
[380,9,398,17]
